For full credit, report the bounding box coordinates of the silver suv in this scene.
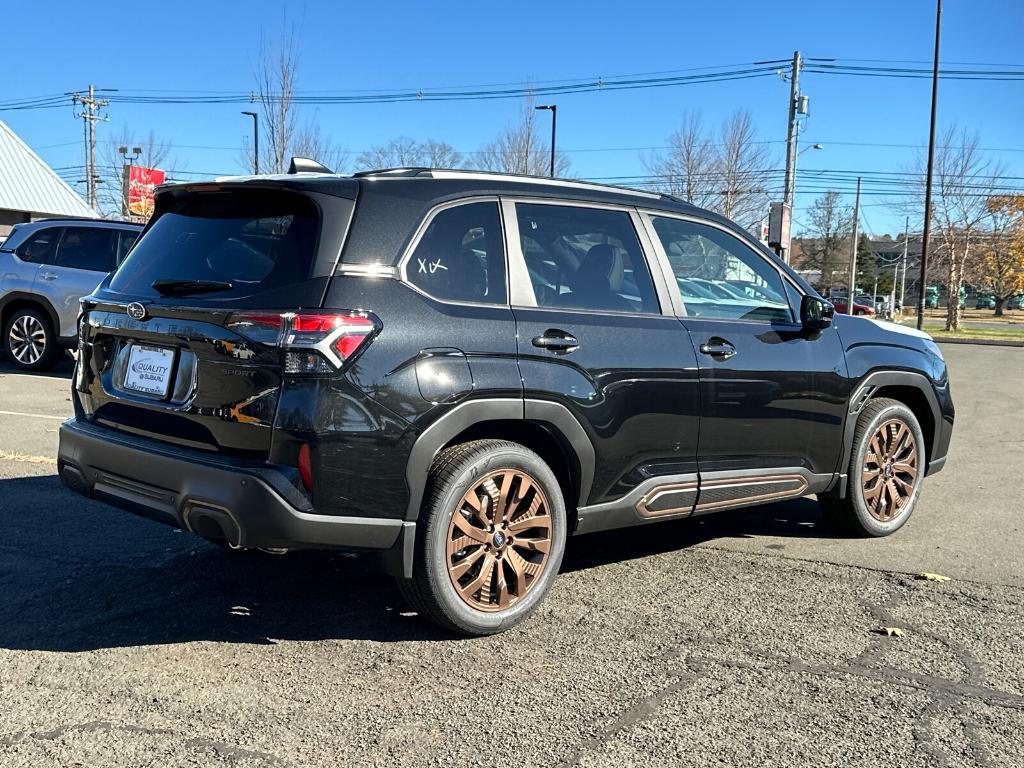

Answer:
[0,218,143,371]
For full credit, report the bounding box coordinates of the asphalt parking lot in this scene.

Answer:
[0,345,1021,767]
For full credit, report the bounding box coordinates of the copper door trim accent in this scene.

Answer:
[635,481,699,518]
[693,473,809,513]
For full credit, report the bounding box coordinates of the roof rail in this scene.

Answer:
[351,167,430,178]
[353,167,663,199]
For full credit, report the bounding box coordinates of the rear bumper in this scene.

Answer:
[58,418,405,552]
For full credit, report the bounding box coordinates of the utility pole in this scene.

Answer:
[845,177,862,315]
[780,50,802,264]
[918,0,943,330]
[71,85,110,211]
[900,216,909,315]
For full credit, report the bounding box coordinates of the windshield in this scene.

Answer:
[109,189,320,299]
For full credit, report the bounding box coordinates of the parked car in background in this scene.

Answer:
[974,293,996,310]
[830,298,876,316]
[1007,294,1024,311]
[0,218,143,370]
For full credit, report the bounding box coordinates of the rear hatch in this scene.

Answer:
[76,182,355,458]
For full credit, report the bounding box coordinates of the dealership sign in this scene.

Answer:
[123,165,166,218]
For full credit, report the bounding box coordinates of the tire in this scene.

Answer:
[820,397,926,537]
[3,307,59,371]
[398,439,567,636]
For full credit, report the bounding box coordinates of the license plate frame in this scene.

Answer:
[122,344,176,397]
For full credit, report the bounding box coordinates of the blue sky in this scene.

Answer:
[3,0,1022,235]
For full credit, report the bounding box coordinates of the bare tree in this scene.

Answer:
[250,29,299,174]
[645,109,773,229]
[905,125,1005,330]
[716,111,773,228]
[420,140,463,169]
[475,97,570,177]
[355,137,448,170]
[292,119,349,173]
[643,112,717,209]
[98,128,175,217]
[799,191,852,291]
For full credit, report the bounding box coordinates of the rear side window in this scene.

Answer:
[515,203,659,314]
[110,190,319,298]
[54,227,117,272]
[405,202,507,304]
[116,230,139,265]
[16,228,62,264]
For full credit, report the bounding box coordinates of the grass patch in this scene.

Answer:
[919,325,1024,342]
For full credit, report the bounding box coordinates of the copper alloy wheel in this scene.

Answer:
[862,418,919,522]
[446,469,552,612]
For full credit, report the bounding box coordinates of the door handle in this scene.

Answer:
[699,338,737,360]
[40,271,58,281]
[532,330,579,353]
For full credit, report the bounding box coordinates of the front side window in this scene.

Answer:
[650,216,792,323]
[54,227,117,272]
[515,203,658,314]
[16,228,62,264]
[406,201,507,304]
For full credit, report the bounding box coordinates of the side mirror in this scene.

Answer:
[801,295,834,331]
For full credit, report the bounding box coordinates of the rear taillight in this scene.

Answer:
[227,310,378,374]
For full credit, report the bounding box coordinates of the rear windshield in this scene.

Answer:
[109,189,320,298]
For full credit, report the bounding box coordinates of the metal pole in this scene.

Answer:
[242,112,259,174]
[846,177,862,315]
[900,216,909,314]
[917,0,942,330]
[781,50,801,264]
[87,85,97,209]
[549,105,557,178]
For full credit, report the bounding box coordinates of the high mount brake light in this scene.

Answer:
[226,311,377,373]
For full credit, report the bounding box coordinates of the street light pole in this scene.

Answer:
[535,104,557,177]
[118,145,141,218]
[917,0,942,330]
[242,111,259,174]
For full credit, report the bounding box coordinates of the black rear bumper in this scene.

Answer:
[58,418,405,553]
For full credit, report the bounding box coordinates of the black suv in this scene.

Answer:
[58,167,954,635]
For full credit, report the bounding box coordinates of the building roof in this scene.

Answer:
[0,119,97,219]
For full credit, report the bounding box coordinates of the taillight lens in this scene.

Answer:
[226,310,378,374]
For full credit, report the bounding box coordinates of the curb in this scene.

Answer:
[931,337,1024,348]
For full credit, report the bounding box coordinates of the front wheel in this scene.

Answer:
[398,440,567,636]
[4,307,58,371]
[820,398,926,536]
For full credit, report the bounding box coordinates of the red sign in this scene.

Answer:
[124,165,166,218]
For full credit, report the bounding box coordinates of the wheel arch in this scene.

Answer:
[0,292,60,337]
[832,370,941,497]
[403,398,594,524]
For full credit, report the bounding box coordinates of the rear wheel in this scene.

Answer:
[4,307,58,371]
[821,398,925,536]
[398,440,566,635]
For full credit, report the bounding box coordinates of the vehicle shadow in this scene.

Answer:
[0,473,837,652]
[0,354,76,378]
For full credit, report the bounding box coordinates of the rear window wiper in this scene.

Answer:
[151,279,234,296]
